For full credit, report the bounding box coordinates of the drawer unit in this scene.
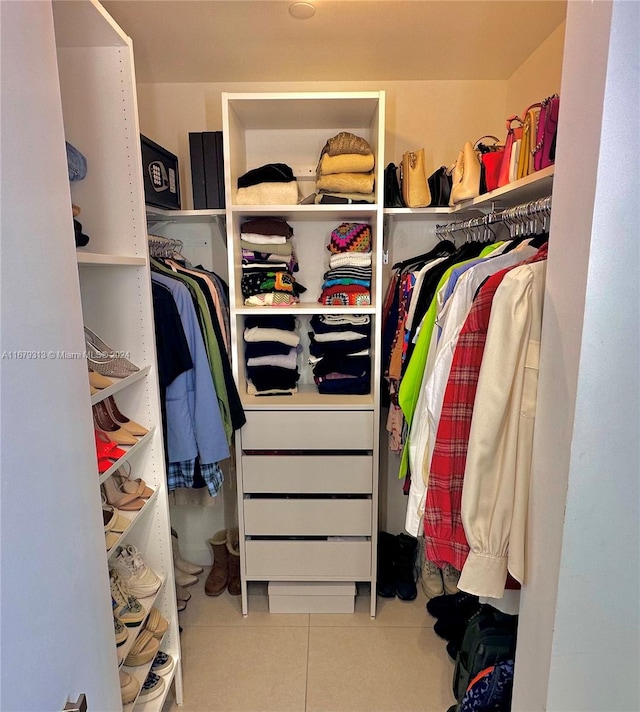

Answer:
[242,454,373,494]
[244,539,372,578]
[243,497,371,536]
[268,582,356,613]
[241,410,374,450]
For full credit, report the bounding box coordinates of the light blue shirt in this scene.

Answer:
[152,272,230,465]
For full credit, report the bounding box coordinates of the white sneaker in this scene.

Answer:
[421,558,444,599]
[442,563,461,595]
[112,545,162,598]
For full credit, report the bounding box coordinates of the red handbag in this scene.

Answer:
[474,136,504,193]
[498,116,523,187]
[533,94,560,171]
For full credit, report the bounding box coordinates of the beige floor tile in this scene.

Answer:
[306,626,456,712]
[310,584,432,628]
[163,626,309,712]
[179,573,309,627]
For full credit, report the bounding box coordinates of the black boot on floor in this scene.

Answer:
[376,531,397,598]
[395,533,418,601]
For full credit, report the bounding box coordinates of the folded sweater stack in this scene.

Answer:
[308,314,371,395]
[236,163,299,205]
[240,218,306,307]
[319,223,372,306]
[244,316,301,396]
[314,132,375,204]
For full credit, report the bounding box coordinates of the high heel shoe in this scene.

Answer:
[113,464,153,499]
[102,475,145,511]
[85,326,139,379]
[93,402,138,446]
[104,396,149,437]
[94,430,127,461]
[88,368,113,390]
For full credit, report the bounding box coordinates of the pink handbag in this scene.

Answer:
[533,94,560,171]
[498,116,523,188]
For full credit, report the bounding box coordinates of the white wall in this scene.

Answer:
[506,21,565,117]
[513,1,640,708]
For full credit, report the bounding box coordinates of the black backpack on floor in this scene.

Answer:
[453,605,518,703]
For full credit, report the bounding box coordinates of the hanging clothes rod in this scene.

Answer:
[147,232,184,258]
[436,195,552,241]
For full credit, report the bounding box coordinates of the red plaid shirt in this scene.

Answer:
[424,244,548,573]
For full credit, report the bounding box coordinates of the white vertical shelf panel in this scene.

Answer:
[223,91,384,617]
[52,1,183,708]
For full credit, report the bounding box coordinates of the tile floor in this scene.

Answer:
[162,572,457,712]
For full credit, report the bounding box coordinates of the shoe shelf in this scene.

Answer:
[116,576,167,670]
[98,428,156,485]
[106,490,160,559]
[90,367,152,406]
[132,660,178,712]
[121,630,168,712]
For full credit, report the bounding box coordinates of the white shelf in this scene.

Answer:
[77,252,147,266]
[90,367,152,406]
[231,205,378,220]
[131,661,179,712]
[384,166,554,220]
[98,428,156,485]
[146,206,225,223]
[106,490,160,559]
[241,386,375,410]
[236,304,377,316]
[222,92,381,129]
[116,576,167,670]
[450,165,554,213]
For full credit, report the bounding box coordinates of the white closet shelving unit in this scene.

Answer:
[220,92,385,616]
[52,1,182,709]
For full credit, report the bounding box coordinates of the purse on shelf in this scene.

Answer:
[498,115,523,187]
[474,135,504,194]
[84,326,140,379]
[517,102,542,180]
[427,166,453,207]
[533,94,560,171]
[401,149,431,208]
[449,141,482,206]
[384,162,405,208]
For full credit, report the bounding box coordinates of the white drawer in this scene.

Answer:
[243,497,371,536]
[242,454,372,493]
[245,539,371,578]
[241,410,374,450]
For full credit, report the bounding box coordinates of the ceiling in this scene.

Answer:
[101,0,567,84]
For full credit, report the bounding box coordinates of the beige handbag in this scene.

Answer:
[401,149,431,208]
[449,141,482,206]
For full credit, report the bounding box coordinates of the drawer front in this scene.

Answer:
[243,498,371,536]
[245,539,371,578]
[242,455,373,493]
[241,410,374,450]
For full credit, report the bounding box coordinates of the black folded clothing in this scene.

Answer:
[246,365,300,392]
[312,354,371,379]
[244,341,293,359]
[309,314,371,336]
[315,374,370,395]
[237,163,295,189]
[244,315,298,331]
[241,217,294,237]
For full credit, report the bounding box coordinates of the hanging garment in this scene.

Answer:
[458,259,547,598]
[150,270,230,495]
[404,243,537,536]
[423,245,548,584]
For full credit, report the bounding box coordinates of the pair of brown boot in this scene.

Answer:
[204,527,240,596]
